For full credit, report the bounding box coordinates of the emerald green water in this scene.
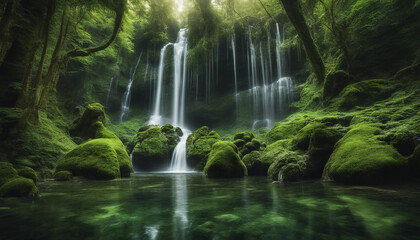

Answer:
[1,173,420,240]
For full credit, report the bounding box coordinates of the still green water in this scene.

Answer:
[1,173,419,240]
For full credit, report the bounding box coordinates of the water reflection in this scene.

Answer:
[172,174,188,239]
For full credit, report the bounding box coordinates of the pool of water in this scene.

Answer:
[1,173,420,240]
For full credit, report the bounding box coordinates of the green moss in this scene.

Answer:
[132,126,171,171]
[260,139,291,168]
[16,167,37,184]
[0,177,38,197]
[94,121,119,139]
[242,151,270,176]
[186,126,221,170]
[161,124,181,150]
[306,128,344,178]
[69,103,106,140]
[267,151,307,181]
[291,122,325,150]
[53,171,73,181]
[266,115,314,144]
[391,106,417,121]
[323,124,407,184]
[56,138,131,180]
[281,163,304,182]
[332,79,397,110]
[233,132,255,142]
[204,141,247,178]
[0,162,18,186]
[323,70,350,100]
[15,111,76,176]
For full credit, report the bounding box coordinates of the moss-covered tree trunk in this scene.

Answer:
[280,0,325,84]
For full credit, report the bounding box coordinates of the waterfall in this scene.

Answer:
[120,52,142,123]
[169,129,191,172]
[276,23,282,79]
[242,24,294,130]
[172,28,188,127]
[105,76,114,109]
[148,43,172,126]
[231,36,238,116]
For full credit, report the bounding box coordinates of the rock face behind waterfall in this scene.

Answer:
[131,124,182,171]
[186,126,221,170]
[204,141,247,178]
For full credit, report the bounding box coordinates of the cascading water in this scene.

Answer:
[105,76,114,109]
[146,28,190,172]
[148,43,172,126]
[120,52,142,123]
[240,24,294,130]
[231,36,238,116]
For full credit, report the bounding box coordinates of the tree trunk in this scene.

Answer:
[0,0,16,66]
[280,0,325,84]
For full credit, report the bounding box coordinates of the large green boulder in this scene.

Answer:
[266,115,314,144]
[323,124,407,184]
[0,162,39,197]
[259,140,290,170]
[16,166,38,184]
[56,136,132,180]
[333,79,397,110]
[204,141,247,178]
[69,103,106,140]
[186,126,221,170]
[0,162,18,186]
[280,163,304,182]
[267,151,307,181]
[242,151,270,176]
[131,125,182,171]
[0,177,38,198]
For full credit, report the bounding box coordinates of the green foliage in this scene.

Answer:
[204,141,247,178]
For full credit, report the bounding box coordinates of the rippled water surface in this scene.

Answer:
[1,173,420,240]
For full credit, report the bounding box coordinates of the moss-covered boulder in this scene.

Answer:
[69,103,106,140]
[186,126,221,170]
[280,163,304,182]
[56,135,132,179]
[16,167,37,184]
[323,124,407,184]
[306,128,344,178]
[334,79,397,110]
[0,162,18,186]
[53,171,73,181]
[233,132,263,156]
[131,125,182,171]
[267,151,308,181]
[291,122,325,150]
[242,151,270,176]
[0,162,38,197]
[259,140,290,169]
[204,141,247,178]
[0,177,38,198]
[266,115,314,144]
